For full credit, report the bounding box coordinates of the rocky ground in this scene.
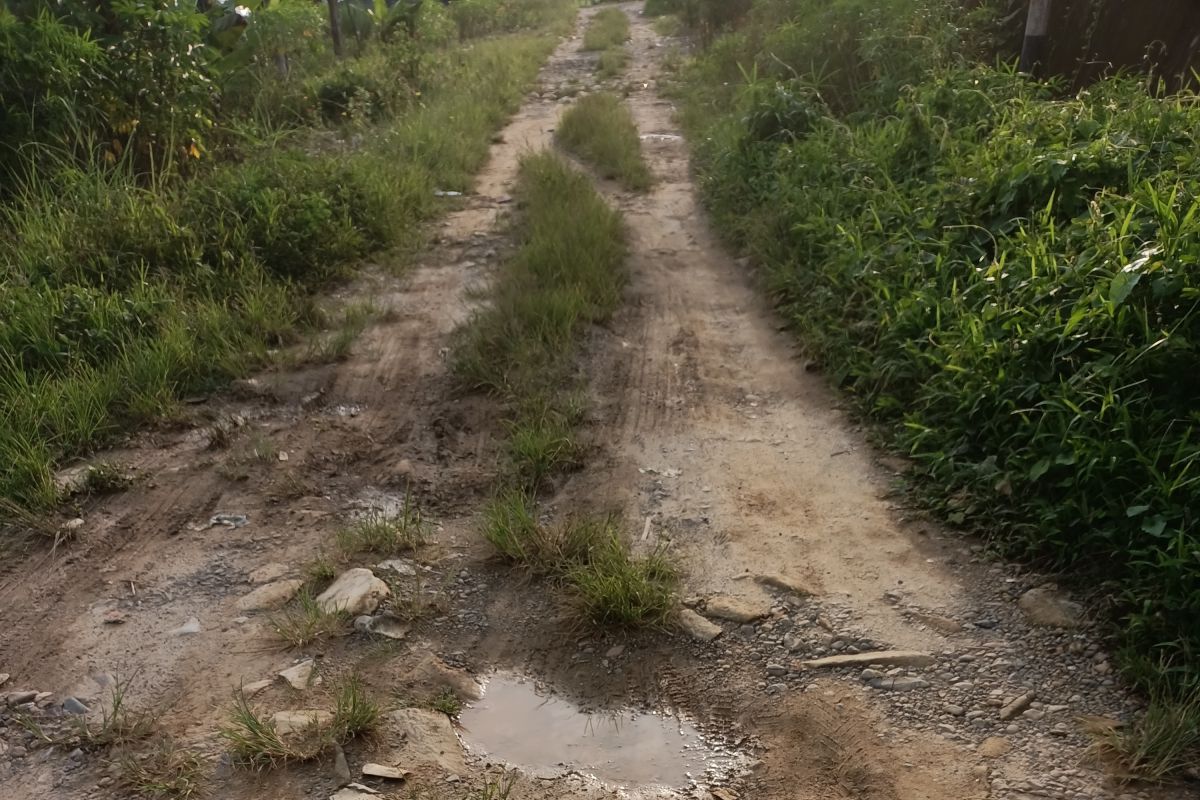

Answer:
[0,4,1192,800]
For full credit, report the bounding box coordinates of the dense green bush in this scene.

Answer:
[682,0,1200,687]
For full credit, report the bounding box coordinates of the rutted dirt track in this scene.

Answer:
[0,5,1172,800]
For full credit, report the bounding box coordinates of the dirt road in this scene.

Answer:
[0,5,1164,800]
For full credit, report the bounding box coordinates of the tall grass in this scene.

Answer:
[0,3,571,511]
[582,8,629,51]
[678,0,1200,777]
[556,93,652,191]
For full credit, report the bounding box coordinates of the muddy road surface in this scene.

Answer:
[0,5,1168,800]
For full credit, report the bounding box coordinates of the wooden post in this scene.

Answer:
[1019,0,1053,75]
[326,0,344,58]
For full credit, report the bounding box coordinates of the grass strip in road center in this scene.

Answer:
[557,92,652,191]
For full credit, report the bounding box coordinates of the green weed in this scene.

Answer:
[556,92,652,191]
[79,461,134,495]
[269,590,350,648]
[597,46,630,80]
[220,690,303,768]
[331,676,380,741]
[568,529,677,627]
[336,497,428,556]
[430,688,463,717]
[582,8,629,51]
[116,738,207,800]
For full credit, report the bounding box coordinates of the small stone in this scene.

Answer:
[605,645,625,659]
[330,783,380,799]
[168,617,201,636]
[102,610,127,625]
[754,573,815,596]
[241,679,272,698]
[678,608,723,641]
[1023,709,1045,721]
[278,659,320,690]
[355,614,409,640]
[944,704,965,717]
[362,763,411,780]
[860,669,884,681]
[333,744,351,781]
[1018,584,1084,628]
[999,691,1035,721]
[316,569,389,616]
[5,690,37,706]
[376,559,417,576]
[765,664,787,677]
[63,697,89,715]
[0,673,7,688]
[977,737,1011,758]
[248,563,290,584]
[704,596,771,624]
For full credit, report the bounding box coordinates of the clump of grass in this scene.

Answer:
[80,461,134,495]
[430,688,463,717]
[506,410,578,486]
[331,676,380,741]
[568,529,676,628]
[336,496,428,555]
[305,301,378,364]
[597,45,630,80]
[582,8,629,51]
[117,738,207,799]
[219,691,301,768]
[556,93,652,191]
[468,770,519,800]
[268,590,350,648]
[304,553,338,591]
[481,490,603,572]
[1095,677,1200,782]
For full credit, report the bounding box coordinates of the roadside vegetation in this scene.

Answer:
[455,152,675,625]
[581,6,628,51]
[557,92,652,191]
[596,44,630,79]
[0,0,575,512]
[674,0,1200,779]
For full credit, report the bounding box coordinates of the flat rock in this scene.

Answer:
[386,708,466,773]
[333,743,351,781]
[362,763,411,780]
[236,579,304,612]
[0,674,9,688]
[796,651,935,670]
[870,676,930,691]
[241,679,273,698]
[5,691,37,706]
[317,569,389,616]
[248,562,291,584]
[704,595,770,624]
[331,784,380,800]
[168,617,201,636]
[407,652,482,701]
[977,737,1012,758]
[279,659,320,690]
[678,608,722,641]
[273,709,333,735]
[1018,584,1084,628]
[354,614,409,641]
[907,611,963,634]
[376,559,416,576]
[754,573,815,596]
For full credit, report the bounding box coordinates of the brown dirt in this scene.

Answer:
[0,6,1173,800]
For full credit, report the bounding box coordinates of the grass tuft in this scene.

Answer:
[331,676,380,741]
[567,528,676,628]
[556,93,652,191]
[117,738,207,800]
[430,688,463,717]
[597,46,630,80]
[219,690,299,768]
[336,496,428,555]
[268,590,350,648]
[582,8,629,51]
[1095,677,1200,782]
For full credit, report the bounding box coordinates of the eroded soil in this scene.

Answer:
[0,6,1176,800]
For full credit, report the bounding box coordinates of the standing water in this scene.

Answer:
[458,673,742,789]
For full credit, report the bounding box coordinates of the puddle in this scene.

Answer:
[459,673,743,790]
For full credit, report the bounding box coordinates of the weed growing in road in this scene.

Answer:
[557,92,652,191]
[1095,674,1200,782]
[582,8,629,51]
[79,461,134,495]
[220,690,300,768]
[568,529,676,627]
[269,590,350,648]
[117,737,207,799]
[597,46,630,79]
[467,770,519,800]
[331,676,380,741]
[304,302,379,364]
[482,489,543,563]
[336,497,428,556]
[430,688,463,717]
[304,553,338,592]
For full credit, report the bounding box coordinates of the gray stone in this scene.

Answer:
[278,659,320,691]
[678,608,723,641]
[248,563,291,584]
[386,709,466,773]
[333,743,351,781]
[944,704,965,717]
[62,697,89,715]
[241,679,272,698]
[168,617,201,636]
[765,663,787,677]
[362,763,411,780]
[354,614,409,640]
[797,650,935,670]
[754,573,815,596]
[317,569,389,616]
[5,691,37,706]
[1018,585,1085,628]
[330,782,381,799]
[999,691,1035,720]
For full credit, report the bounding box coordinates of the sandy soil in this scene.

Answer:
[0,6,1179,800]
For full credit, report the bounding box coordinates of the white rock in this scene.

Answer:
[278,659,320,690]
[330,782,380,799]
[168,617,201,636]
[362,763,411,780]
[317,569,389,616]
[236,579,305,612]
[797,651,935,670]
[678,608,723,641]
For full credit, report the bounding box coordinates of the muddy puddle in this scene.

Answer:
[459,673,745,790]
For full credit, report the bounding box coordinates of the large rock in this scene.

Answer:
[236,579,305,612]
[386,708,467,773]
[678,608,722,641]
[1018,584,1084,628]
[704,595,771,624]
[317,569,389,616]
[796,651,935,670]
